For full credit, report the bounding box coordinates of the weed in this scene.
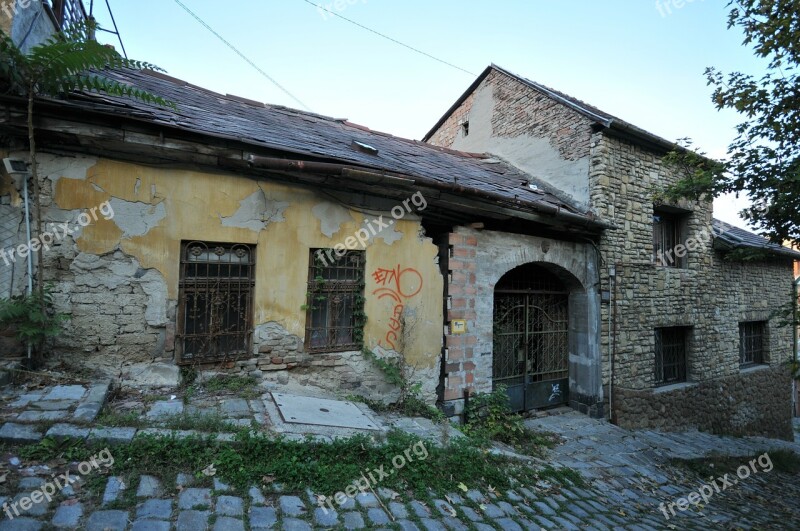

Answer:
[15,430,579,499]
[202,375,261,400]
[358,348,444,421]
[462,386,558,457]
[96,409,147,428]
[674,449,800,478]
[158,412,240,433]
[768,449,800,473]
[18,436,86,461]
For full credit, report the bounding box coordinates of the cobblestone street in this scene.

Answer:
[0,382,798,530]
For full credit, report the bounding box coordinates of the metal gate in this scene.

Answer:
[493,264,569,411]
[176,242,255,365]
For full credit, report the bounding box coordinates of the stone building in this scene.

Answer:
[1,7,796,438]
[424,65,798,438]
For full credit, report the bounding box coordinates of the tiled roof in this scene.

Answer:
[41,68,605,227]
[713,219,800,260]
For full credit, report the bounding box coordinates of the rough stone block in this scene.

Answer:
[46,423,90,442]
[85,510,129,531]
[43,385,87,401]
[178,488,212,510]
[136,475,162,498]
[146,400,184,419]
[176,510,209,531]
[136,499,173,520]
[0,422,42,443]
[248,506,277,529]
[88,427,136,445]
[52,502,83,528]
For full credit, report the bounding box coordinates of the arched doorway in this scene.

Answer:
[493,263,569,412]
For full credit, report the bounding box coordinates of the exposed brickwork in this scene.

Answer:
[427,90,475,150]
[442,232,478,404]
[427,70,594,162]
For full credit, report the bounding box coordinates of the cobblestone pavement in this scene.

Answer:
[1,383,799,529]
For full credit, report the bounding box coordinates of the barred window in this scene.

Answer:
[739,321,766,367]
[304,250,366,352]
[177,242,254,365]
[655,327,689,386]
[653,209,687,268]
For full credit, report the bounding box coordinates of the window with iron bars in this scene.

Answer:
[653,209,687,268]
[739,321,766,367]
[176,242,254,366]
[655,326,689,386]
[304,250,366,353]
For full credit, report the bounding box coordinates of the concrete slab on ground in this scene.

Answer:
[271,393,381,431]
[262,393,386,440]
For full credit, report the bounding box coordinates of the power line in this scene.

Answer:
[172,0,312,111]
[301,0,476,77]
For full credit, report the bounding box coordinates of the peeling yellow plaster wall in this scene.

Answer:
[53,158,442,368]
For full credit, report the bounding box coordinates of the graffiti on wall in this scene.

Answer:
[372,265,423,350]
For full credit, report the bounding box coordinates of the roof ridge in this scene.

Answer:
[490,63,614,126]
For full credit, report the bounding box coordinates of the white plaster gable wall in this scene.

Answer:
[448,82,591,207]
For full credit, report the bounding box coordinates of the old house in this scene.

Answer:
[1,5,796,439]
[424,65,798,438]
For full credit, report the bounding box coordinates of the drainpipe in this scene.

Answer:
[22,174,34,364]
[3,159,33,363]
[608,265,617,421]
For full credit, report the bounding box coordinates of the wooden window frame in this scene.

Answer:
[655,326,689,386]
[653,208,689,268]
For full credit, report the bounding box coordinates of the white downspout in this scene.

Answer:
[22,174,33,363]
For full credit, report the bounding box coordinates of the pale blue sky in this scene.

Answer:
[91,0,765,228]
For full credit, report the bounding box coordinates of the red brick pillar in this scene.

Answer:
[443,231,479,417]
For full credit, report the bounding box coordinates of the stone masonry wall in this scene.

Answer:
[590,133,795,438]
[614,365,793,439]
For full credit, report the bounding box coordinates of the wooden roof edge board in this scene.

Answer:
[0,97,609,231]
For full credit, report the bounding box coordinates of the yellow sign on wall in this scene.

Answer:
[451,319,467,334]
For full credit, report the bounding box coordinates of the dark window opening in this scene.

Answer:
[177,242,254,365]
[655,326,689,386]
[461,121,469,137]
[305,250,365,353]
[653,208,688,268]
[739,321,766,367]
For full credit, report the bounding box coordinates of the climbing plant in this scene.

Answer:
[0,19,171,303]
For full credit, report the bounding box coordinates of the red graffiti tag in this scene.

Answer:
[372,265,423,350]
